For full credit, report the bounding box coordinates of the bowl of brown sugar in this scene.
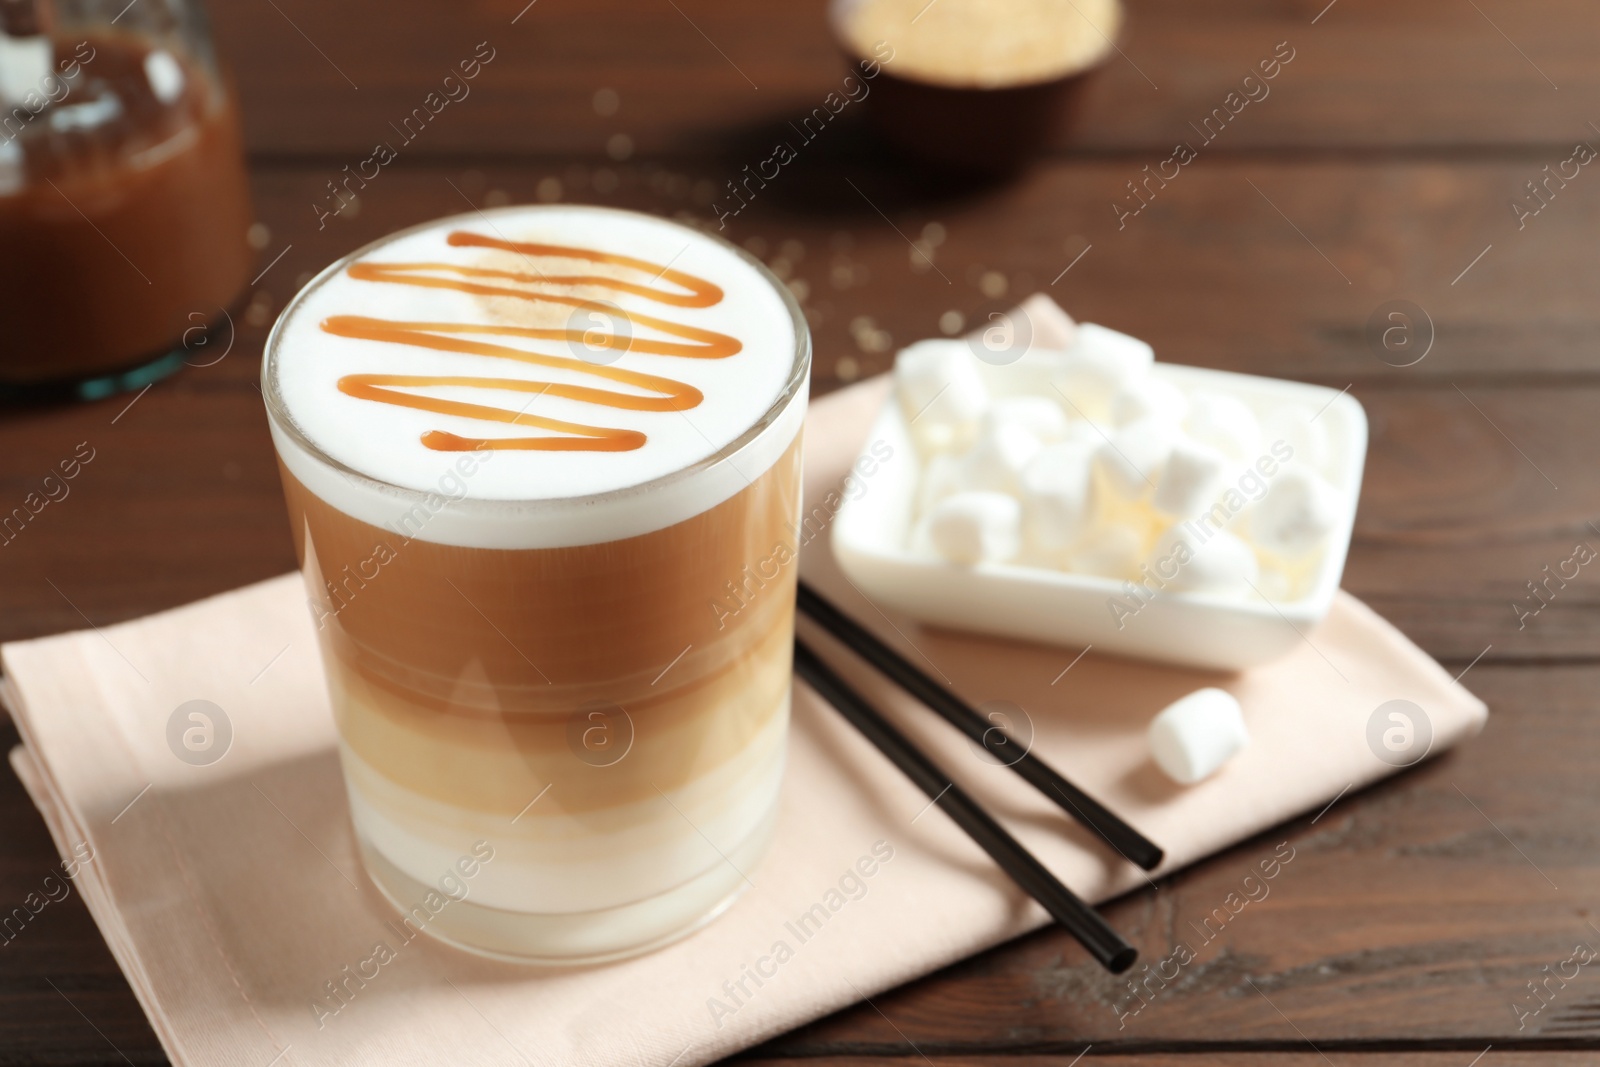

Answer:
[831,0,1123,173]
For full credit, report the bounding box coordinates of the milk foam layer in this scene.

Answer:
[265,205,806,549]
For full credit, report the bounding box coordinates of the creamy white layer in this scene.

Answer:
[265,205,806,549]
[340,700,788,914]
[357,810,772,964]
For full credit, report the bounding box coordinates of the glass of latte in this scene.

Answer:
[262,205,809,963]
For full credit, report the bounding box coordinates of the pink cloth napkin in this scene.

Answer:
[2,376,1485,1067]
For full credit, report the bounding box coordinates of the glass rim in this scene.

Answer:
[260,203,812,511]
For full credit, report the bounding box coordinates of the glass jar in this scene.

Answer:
[0,0,252,400]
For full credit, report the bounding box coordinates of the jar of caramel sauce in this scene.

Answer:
[0,0,252,399]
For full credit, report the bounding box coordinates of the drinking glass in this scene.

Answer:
[262,206,811,964]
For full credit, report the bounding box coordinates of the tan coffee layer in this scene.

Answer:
[327,611,791,815]
[278,434,803,813]
[838,0,1122,89]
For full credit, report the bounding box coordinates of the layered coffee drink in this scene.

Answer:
[264,205,809,962]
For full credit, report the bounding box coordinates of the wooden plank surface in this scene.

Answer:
[212,0,1600,155]
[5,0,1599,1062]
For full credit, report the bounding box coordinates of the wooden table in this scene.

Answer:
[4,0,1598,1061]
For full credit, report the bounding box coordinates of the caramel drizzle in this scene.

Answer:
[320,231,742,452]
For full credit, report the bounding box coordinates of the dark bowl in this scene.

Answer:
[830,0,1119,176]
[855,63,1101,175]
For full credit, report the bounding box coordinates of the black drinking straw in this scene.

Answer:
[793,638,1137,974]
[796,580,1164,872]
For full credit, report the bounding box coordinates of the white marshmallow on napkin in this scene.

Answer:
[1251,467,1342,557]
[1148,687,1251,784]
[1152,438,1228,518]
[1020,441,1096,552]
[925,491,1022,565]
[894,340,990,451]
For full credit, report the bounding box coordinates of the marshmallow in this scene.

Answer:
[1261,404,1331,475]
[1014,292,1078,350]
[1112,375,1188,429]
[1020,441,1096,552]
[983,396,1071,443]
[1093,416,1173,499]
[917,453,964,517]
[969,293,1078,368]
[1251,467,1341,558]
[1065,523,1144,579]
[1152,438,1228,518]
[1074,323,1155,371]
[894,306,1351,609]
[925,492,1022,565]
[970,298,1075,397]
[1252,565,1295,603]
[1148,687,1250,784]
[1052,323,1155,422]
[894,340,990,449]
[1149,523,1258,595]
[1059,417,1109,449]
[1186,392,1261,461]
[978,347,1064,400]
[958,421,1042,493]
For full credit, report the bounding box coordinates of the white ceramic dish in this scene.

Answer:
[831,364,1368,671]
